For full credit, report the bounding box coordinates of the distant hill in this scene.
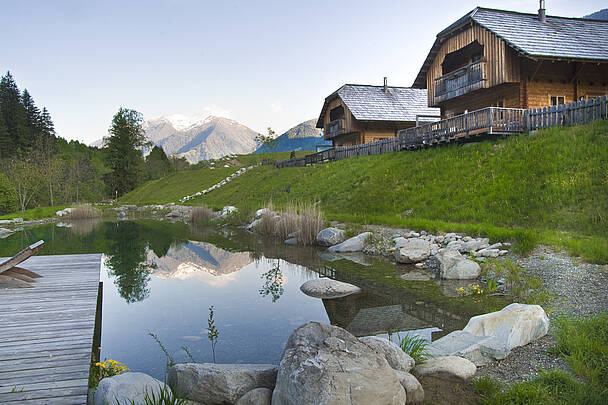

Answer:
[585,9,608,19]
[255,119,325,153]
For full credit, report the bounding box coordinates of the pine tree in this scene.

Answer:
[0,108,10,158]
[0,72,29,155]
[145,145,173,179]
[104,108,148,197]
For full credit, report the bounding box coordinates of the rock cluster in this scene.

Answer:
[179,166,254,203]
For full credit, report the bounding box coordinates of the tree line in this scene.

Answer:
[0,72,187,215]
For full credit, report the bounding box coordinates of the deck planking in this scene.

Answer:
[0,254,102,405]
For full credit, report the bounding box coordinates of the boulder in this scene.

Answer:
[394,238,433,263]
[316,227,346,247]
[300,278,361,299]
[327,232,371,253]
[0,227,14,239]
[474,249,500,258]
[393,236,408,248]
[427,330,510,366]
[220,206,238,218]
[93,372,169,405]
[412,356,476,383]
[271,322,406,405]
[235,387,272,405]
[463,303,550,352]
[359,336,415,372]
[168,363,277,405]
[458,238,489,253]
[284,238,298,245]
[436,249,481,280]
[246,219,261,230]
[395,371,425,404]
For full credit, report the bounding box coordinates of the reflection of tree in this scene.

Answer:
[104,221,154,303]
[259,260,284,302]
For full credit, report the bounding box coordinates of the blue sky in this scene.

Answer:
[1,0,605,143]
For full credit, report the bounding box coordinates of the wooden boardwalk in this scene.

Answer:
[0,254,102,405]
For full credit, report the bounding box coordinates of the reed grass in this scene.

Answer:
[189,205,214,223]
[68,204,101,219]
[254,201,324,245]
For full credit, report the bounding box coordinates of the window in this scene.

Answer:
[550,96,565,106]
[329,105,344,122]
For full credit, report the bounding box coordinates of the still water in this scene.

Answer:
[0,219,503,380]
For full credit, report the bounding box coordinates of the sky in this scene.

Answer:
[1,0,605,144]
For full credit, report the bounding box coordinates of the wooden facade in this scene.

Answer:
[417,9,608,117]
[321,96,416,147]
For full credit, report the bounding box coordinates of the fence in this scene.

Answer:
[274,95,607,169]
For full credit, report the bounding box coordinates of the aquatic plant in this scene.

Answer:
[397,332,431,363]
[207,306,219,364]
[189,205,214,223]
[181,345,196,362]
[118,384,189,405]
[149,332,175,369]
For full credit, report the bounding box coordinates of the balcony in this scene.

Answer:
[325,119,345,139]
[434,60,487,103]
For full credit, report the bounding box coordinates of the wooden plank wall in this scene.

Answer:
[426,23,520,107]
[0,254,102,405]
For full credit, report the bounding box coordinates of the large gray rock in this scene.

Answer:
[436,249,481,279]
[427,330,510,366]
[93,372,169,405]
[235,387,272,405]
[359,336,415,373]
[412,356,476,383]
[395,371,425,404]
[459,238,490,253]
[168,363,277,405]
[316,227,346,247]
[394,238,433,263]
[327,232,371,253]
[300,278,361,299]
[463,303,550,351]
[272,322,406,405]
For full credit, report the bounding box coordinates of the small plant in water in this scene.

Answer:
[149,333,175,369]
[208,305,219,364]
[486,278,499,293]
[397,333,431,363]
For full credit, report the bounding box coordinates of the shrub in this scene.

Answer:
[68,204,101,219]
[190,205,214,223]
[0,173,17,215]
[397,333,431,364]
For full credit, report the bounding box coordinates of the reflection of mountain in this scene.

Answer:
[148,241,253,286]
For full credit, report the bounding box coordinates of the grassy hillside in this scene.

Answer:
[119,151,308,205]
[186,121,608,262]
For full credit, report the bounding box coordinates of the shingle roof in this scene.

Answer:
[316,85,439,128]
[413,7,608,88]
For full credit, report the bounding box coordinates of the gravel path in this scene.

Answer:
[477,246,608,384]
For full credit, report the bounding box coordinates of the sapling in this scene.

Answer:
[207,306,219,363]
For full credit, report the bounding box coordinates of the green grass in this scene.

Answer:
[0,205,68,221]
[126,121,608,262]
[474,312,608,405]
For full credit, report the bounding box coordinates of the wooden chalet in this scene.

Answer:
[412,2,608,117]
[316,81,440,147]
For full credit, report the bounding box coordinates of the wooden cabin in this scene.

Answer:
[316,82,440,147]
[412,3,608,117]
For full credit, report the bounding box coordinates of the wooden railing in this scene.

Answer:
[325,119,345,139]
[434,60,487,103]
[274,96,607,169]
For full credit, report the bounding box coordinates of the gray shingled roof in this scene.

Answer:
[316,85,439,127]
[413,7,608,88]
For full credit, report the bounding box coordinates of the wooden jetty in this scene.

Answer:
[0,254,102,405]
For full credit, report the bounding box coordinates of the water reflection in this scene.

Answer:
[258,259,285,302]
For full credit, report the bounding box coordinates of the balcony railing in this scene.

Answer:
[434,60,487,103]
[325,119,345,139]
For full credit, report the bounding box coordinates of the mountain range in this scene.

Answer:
[92,115,325,163]
[585,9,608,19]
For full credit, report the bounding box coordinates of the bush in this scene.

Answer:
[0,173,17,215]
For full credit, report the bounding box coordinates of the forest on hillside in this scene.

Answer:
[0,72,184,214]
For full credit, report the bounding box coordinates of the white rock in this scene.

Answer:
[94,372,169,405]
[247,219,261,230]
[300,278,361,299]
[0,227,15,238]
[220,206,237,218]
[412,356,476,383]
[459,238,490,253]
[394,238,433,263]
[168,363,277,405]
[436,249,481,280]
[235,387,272,405]
[474,248,500,258]
[396,371,425,404]
[316,227,346,247]
[327,232,371,253]
[359,336,415,372]
[255,208,270,218]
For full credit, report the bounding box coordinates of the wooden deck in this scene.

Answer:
[0,254,102,405]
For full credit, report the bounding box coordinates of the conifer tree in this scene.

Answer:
[104,108,148,197]
[0,72,29,154]
[0,108,10,158]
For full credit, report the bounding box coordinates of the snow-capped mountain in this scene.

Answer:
[144,115,259,163]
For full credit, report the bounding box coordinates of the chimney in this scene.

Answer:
[538,0,546,23]
[383,77,388,93]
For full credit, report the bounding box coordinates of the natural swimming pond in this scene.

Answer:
[0,219,507,380]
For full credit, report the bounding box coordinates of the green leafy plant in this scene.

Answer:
[486,278,499,293]
[149,333,175,369]
[397,333,431,363]
[207,306,219,364]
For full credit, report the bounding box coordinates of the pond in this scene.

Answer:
[0,219,507,380]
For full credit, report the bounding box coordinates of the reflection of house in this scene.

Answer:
[316,82,440,147]
[412,4,608,117]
